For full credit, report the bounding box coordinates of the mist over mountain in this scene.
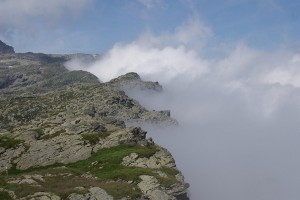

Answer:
[66,17,300,200]
[1,1,300,200]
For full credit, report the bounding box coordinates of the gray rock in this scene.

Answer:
[0,145,25,173]
[68,187,113,200]
[88,187,113,200]
[68,193,86,200]
[0,40,15,54]
[138,175,175,200]
[20,192,61,200]
[109,72,163,92]
[14,135,92,170]
[122,146,176,169]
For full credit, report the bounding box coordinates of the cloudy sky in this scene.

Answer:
[2,1,300,200]
[0,0,299,53]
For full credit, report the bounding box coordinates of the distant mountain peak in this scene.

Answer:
[0,40,15,53]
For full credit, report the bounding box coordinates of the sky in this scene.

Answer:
[0,0,300,53]
[2,1,300,200]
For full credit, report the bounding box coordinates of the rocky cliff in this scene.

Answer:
[0,40,15,54]
[0,41,189,200]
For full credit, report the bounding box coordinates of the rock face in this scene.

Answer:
[69,187,114,200]
[0,40,15,54]
[0,51,189,199]
[109,72,162,92]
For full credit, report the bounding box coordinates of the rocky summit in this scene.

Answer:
[0,41,189,200]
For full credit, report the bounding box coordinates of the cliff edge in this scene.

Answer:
[0,41,189,200]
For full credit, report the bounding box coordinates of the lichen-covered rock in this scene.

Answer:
[68,187,113,200]
[20,192,61,200]
[14,135,92,170]
[109,72,162,92]
[93,127,151,152]
[0,145,25,173]
[122,147,176,169]
[138,175,175,200]
[88,187,114,200]
[68,193,86,200]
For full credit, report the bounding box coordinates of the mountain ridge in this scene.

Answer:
[0,41,189,200]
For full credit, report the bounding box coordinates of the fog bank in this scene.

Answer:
[66,18,300,200]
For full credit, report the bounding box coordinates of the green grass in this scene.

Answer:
[68,145,157,170]
[7,163,64,176]
[1,144,179,199]
[0,136,23,149]
[68,144,158,182]
[1,168,142,199]
[94,165,154,181]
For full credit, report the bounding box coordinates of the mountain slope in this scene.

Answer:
[0,41,189,200]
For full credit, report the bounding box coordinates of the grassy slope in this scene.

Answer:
[0,145,179,199]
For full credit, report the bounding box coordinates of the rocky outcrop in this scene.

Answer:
[0,51,189,200]
[19,192,61,200]
[0,40,15,54]
[109,72,162,92]
[0,145,25,172]
[68,187,114,200]
[122,147,176,169]
[14,135,92,170]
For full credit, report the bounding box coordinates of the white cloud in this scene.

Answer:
[66,17,300,200]
[137,0,162,8]
[0,0,93,28]
[262,54,300,87]
[66,17,211,82]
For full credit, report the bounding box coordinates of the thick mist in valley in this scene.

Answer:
[66,18,300,200]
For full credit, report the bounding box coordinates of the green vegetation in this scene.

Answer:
[67,145,158,198]
[0,136,22,149]
[0,172,140,199]
[81,132,111,145]
[0,178,34,199]
[0,191,13,200]
[0,144,179,199]
[68,145,157,168]
[68,145,158,179]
